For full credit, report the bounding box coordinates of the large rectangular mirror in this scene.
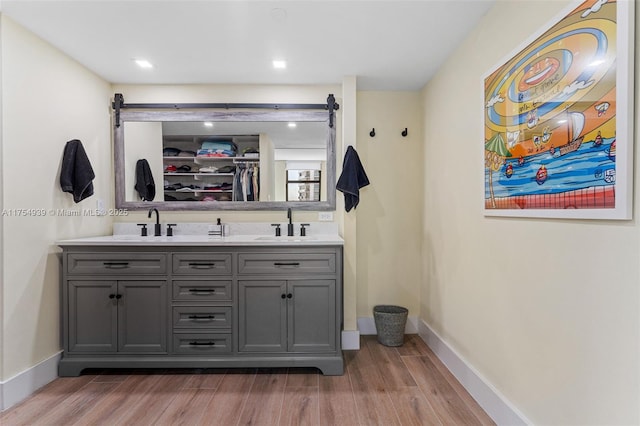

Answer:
[114,107,337,211]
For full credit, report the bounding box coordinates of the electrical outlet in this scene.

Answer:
[96,199,107,216]
[318,212,333,221]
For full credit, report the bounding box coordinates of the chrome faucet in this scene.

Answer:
[287,208,294,236]
[148,208,161,236]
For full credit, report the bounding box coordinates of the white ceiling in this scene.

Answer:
[1,0,495,91]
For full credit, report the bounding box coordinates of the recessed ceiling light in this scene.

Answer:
[134,59,153,69]
[204,122,214,127]
[288,122,297,128]
[270,8,287,22]
[273,60,287,69]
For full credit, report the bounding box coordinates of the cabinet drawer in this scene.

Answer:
[173,280,232,302]
[172,306,232,329]
[172,333,232,354]
[67,253,167,275]
[172,253,232,275]
[238,253,336,275]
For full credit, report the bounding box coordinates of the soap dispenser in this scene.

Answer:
[208,218,224,238]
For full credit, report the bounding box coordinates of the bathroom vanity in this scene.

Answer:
[57,234,344,376]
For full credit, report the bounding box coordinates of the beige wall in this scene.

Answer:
[1,16,113,380]
[421,1,639,424]
[356,91,423,317]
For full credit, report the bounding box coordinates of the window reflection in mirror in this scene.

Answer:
[286,169,322,201]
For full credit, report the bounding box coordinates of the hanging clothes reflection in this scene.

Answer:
[234,162,260,201]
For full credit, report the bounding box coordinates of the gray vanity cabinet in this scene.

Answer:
[59,244,343,376]
[238,279,336,353]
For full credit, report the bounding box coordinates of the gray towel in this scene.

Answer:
[60,139,95,203]
[336,145,370,212]
[135,159,156,201]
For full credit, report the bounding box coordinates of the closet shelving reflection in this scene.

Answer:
[162,134,260,202]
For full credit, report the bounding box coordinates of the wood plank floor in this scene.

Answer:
[0,335,494,425]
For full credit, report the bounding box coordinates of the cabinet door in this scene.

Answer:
[238,280,286,352]
[117,281,167,353]
[68,280,117,353]
[288,280,336,353]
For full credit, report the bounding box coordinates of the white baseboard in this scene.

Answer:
[418,319,530,425]
[0,351,61,412]
[357,315,419,335]
[341,330,360,350]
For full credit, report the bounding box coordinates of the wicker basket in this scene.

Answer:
[373,305,408,347]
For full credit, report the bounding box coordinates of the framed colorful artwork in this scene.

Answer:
[483,0,634,219]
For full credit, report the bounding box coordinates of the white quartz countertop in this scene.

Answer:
[57,222,343,246]
[56,234,344,247]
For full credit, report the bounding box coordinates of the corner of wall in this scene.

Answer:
[0,11,6,394]
[341,76,358,333]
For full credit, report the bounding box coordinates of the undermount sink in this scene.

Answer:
[110,235,147,241]
[254,236,317,242]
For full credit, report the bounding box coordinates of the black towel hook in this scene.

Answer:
[369,128,375,137]
[401,128,408,137]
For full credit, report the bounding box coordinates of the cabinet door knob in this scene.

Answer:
[115,294,122,299]
[281,294,286,299]
[108,294,115,299]
[286,293,293,299]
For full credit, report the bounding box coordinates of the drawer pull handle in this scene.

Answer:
[188,315,216,320]
[188,288,216,293]
[274,262,300,267]
[188,262,216,269]
[103,262,129,269]
[189,341,216,346]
